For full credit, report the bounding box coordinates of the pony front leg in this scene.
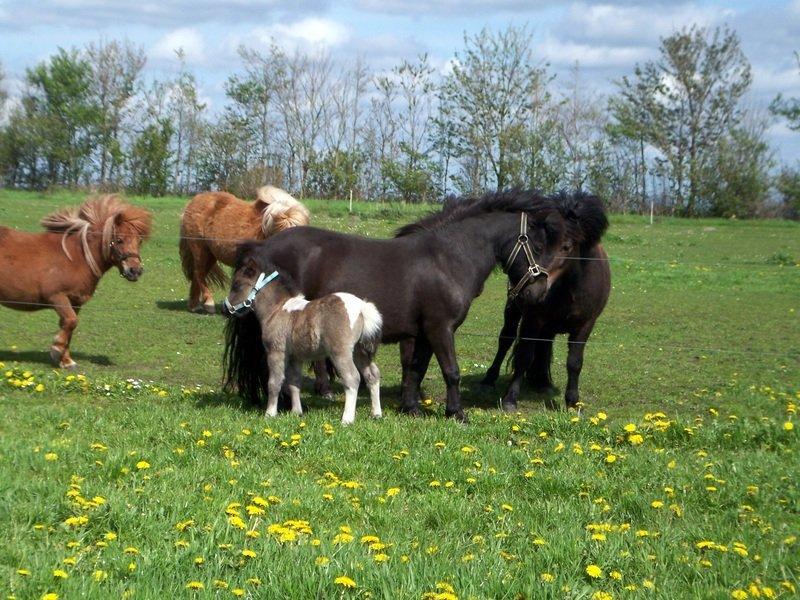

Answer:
[399,336,432,416]
[49,295,79,369]
[285,361,304,416]
[427,327,467,422]
[482,299,522,387]
[265,352,286,418]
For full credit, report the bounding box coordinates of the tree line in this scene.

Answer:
[0,25,798,218]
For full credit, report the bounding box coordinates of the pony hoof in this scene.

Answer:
[445,409,469,423]
[341,419,354,426]
[49,347,62,366]
[398,405,421,417]
[371,412,383,419]
[61,360,78,370]
[501,402,518,413]
[203,303,216,315]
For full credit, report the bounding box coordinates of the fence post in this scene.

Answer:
[349,189,353,214]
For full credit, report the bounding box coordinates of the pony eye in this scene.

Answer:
[115,238,123,245]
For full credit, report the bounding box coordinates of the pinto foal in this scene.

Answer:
[223,251,382,425]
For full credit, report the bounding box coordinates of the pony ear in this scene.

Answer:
[254,198,269,212]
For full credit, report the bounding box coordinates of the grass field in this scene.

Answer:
[0,189,798,599]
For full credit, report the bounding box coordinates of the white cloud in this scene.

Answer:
[250,17,349,50]
[558,2,727,46]
[536,36,652,69]
[151,28,205,64]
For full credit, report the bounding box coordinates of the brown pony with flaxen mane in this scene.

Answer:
[179,185,310,313]
[0,195,152,368]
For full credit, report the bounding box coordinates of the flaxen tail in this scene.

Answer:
[357,301,383,356]
[257,186,311,234]
[179,222,227,287]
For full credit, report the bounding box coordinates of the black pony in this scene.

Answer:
[481,191,611,410]
[223,190,569,421]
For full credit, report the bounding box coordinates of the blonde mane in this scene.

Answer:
[40,195,152,277]
[256,186,310,235]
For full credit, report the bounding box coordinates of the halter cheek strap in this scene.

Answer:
[505,212,548,301]
[223,271,279,316]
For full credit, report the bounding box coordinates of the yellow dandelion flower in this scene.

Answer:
[135,461,150,470]
[242,549,257,558]
[232,589,245,597]
[374,553,389,562]
[784,421,794,431]
[44,453,58,461]
[315,556,330,566]
[334,575,357,589]
[41,594,59,600]
[651,500,664,509]
[92,570,107,582]
[605,454,617,464]
[623,423,637,432]
[52,569,68,579]
[731,591,747,600]
[610,570,622,581]
[540,573,554,583]
[585,564,603,579]
[186,581,204,590]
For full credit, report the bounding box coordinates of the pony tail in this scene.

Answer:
[356,301,383,356]
[223,313,268,406]
[179,224,194,282]
[257,186,311,234]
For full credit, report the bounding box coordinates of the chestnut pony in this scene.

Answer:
[179,185,310,313]
[0,195,152,368]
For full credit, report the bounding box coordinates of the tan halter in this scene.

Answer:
[505,212,548,301]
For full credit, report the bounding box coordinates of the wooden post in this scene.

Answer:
[650,199,654,226]
[349,189,353,214]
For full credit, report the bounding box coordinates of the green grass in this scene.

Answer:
[0,189,798,599]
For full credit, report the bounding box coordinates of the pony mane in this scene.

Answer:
[256,186,311,235]
[235,241,302,297]
[552,191,609,249]
[395,189,556,237]
[40,195,152,277]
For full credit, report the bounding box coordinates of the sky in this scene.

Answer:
[1,0,799,164]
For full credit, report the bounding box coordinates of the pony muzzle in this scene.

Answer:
[120,261,143,281]
[223,296,253,318]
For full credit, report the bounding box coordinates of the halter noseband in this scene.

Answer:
[109,238,141,264]
[223,271,279,316]
[505,212,548,301]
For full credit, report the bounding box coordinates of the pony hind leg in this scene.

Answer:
[331,353,361,425]
[354,349,381,419]
[187,242,218,314]
[49,295,80,369]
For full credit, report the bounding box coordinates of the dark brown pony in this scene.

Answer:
[0,195,152,368]
[179,186,310,313]
[224,190,570,421]
[481,192,610,410]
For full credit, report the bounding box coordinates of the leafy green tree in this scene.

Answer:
[700,114,774,217]
[129,119,173,196]
[25,48,100,186]
[776,168,800,219]
[770,53,800,131]
[439,25,551,192]
[612,26,752,215]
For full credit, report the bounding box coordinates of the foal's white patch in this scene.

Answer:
[283,295,309,312]
[334,292,363,329]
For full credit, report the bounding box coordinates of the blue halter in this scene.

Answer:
[223,271,279,316]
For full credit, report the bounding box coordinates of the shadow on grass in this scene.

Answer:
[0,349,113,367]
[191,372,560,418]
[155,299,224,314]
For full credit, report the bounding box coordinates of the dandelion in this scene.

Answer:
[374,553,389,562]
[386,487,400,497]
[17,568,31,576]
[135,460,150,470]
[41,594,59,600]
[623,423,637,432]
[628,434,644,445]
[334,575,357,589]
[610,571,622,581]
[52,569,68,579]
[731,591,747,600]
[44,452,58,461]
[242,549,257,558]
[232,589,245,597]
[540,573,555,583]
[501,504,513,512]
[586,564,603,579]
[592,592,613,600]
[605,454,617,464]
[186,581,205,590]
[651,500,664,509]
[316,556,330,566]
[784,422,794,431]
